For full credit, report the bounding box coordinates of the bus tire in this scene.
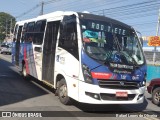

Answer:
[22,64,30,80]
[58,78,72,105]
[152,87,160,106]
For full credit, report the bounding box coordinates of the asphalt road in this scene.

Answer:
[0,54,160,120]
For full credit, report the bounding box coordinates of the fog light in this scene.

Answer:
[85,92,101,100]
[94,94,99,99]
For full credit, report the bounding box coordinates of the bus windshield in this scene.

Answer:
[80,19,145,66]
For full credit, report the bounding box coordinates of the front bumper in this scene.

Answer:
[78,81,145,104]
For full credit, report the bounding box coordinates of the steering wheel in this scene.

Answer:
[111,51,129,64]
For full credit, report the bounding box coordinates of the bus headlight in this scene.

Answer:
[82,64,92,84]
[142,81,146,86]
[139,74,146,87]
[143,74,147,86]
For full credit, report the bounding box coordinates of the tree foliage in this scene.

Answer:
[0,12,16,42]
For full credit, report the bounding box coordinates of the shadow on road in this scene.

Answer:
[0,58,49,107]
[71,98,148,113]
[0,56,152,117]
[146,97,152,101]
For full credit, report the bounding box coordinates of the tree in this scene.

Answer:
[0,12,16,43]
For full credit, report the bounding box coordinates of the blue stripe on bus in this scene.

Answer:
[81,50,147,84]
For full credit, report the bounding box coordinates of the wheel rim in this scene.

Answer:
[154,91,160,102]
[23,67,27,77]
[59,84,67,99]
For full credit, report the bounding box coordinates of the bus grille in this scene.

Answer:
[98,80,139,90]
[100,93,136,101]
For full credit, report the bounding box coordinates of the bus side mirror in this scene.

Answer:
[136,31,143,47]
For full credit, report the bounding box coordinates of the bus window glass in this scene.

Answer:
[21,23,27,43]
[13,25,18,42]
[58,16,78,59]
[25,22,35,43]
[27,22,35,32]
[33,20,46,45]
[80,19,145,66]
[17,26,23,42]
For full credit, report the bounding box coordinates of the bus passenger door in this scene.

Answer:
[57,15,79,77]
[15,26,23,66]
[33,45,42,80]
[27,20,46,80]
[42,21,60,84]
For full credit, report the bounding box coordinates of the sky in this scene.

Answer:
[0,0,160,37]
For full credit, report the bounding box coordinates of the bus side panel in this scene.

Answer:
[24,43,38,78]
[55,48,79,101]
[34,48,42,80]
[23,43,30,74]
[19,43,24,71]
[28,44,38,79]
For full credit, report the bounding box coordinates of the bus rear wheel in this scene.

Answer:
[57,78,72,105]
[22,64,30,80]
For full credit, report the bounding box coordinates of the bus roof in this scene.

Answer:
[16,11,77,24]
[78,12,132,29]
[16,11,133,30]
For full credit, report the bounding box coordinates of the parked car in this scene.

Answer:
[147,78,160,106]
[0,44,12,55]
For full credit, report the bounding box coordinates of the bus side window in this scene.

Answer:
[17,26,23,43]
[13,25,18,42]
[58,15,78,59]
[21,23,27,43]
[25,22,35,43]
[34,20,46,45]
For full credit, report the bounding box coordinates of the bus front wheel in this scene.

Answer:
[58,78,72,105]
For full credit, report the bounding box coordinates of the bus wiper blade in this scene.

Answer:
[104,51,113,65]
[119,51,139,69]
[113,34,122,52]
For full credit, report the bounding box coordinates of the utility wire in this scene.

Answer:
[16,0,62,18]
[16,4,40,18]
[15,0,159,35]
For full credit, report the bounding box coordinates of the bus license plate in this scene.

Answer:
[116,92,128,97]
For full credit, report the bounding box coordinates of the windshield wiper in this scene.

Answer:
[119,51,140,69]
[104,36,123,65]
[113,34,122,52]
[104,50,113,65]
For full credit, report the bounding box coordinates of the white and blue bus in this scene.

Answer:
[12,11,147,105]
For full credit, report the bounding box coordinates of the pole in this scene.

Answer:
[153,9,160,64]
[10,18,12,39]
[5,19,7,37]
[103,10,105,16]
[40,1,44,15]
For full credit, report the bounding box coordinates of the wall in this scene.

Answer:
[147,65,160,81]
